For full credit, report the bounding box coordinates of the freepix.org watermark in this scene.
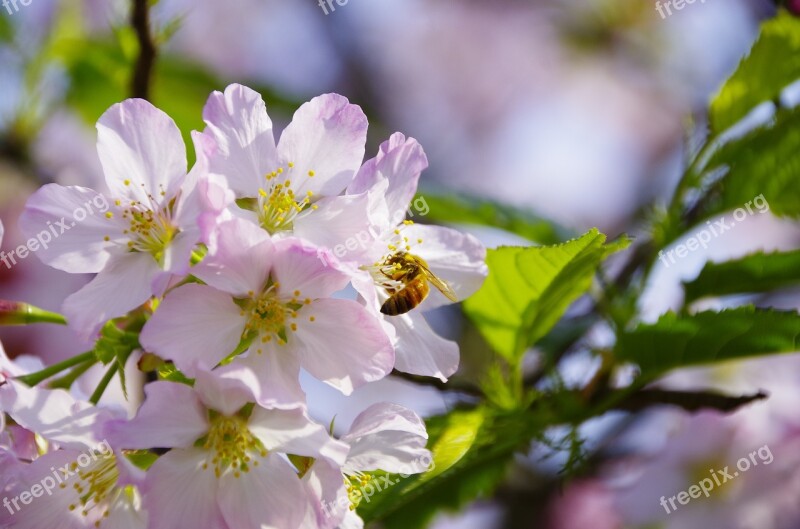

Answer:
[321,453,434,520]
[331,195,431,261]
[658,194,769,269]
[0,195,110,271]
[317,0,349,16]
[659,444,774,515]
[3,440,113,515]
[655,0,707,19]
[301,195,431,267]
[2,0,34,16]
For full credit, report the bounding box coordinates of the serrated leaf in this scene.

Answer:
[703,105,800,219]
[684,249,800,302]
[464,230,628,362]
[710,10,800,134]
[615,307,800,380]
[418,192,573,244]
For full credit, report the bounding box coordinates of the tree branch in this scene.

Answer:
[390,370,484,397]
[130,0,157,100]
[606,388,769,414]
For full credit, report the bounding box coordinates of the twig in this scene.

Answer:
[390,370,484,397]
[130,0,157,100]
[604,388,768,414]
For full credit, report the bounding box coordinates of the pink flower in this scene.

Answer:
[20,100,207,340]
[105,365,349,529]
[140,218,394,408]
[194,84,373,250]
[348,134,488,380]
[0,382,145,529]
[307,403,431,529]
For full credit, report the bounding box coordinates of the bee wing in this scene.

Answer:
[418,262,459,303]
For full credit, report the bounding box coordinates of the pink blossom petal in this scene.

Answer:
[104,382,208,450]
[340,510,366,529]
[140,284,245,375]
[193,218,273,297]
[345,402,428,441]
[161,229,198,278]
[392,311,459,381]
[199,84,279,196]
[292,299,394,395]
[277,94,368,198]
[271,238,350,300]
[248,407,348,466]
[218,453,307,529]
[195,173,240,253]
[143,449,228,529]
[194,364,261,416]
[0,447,25,493]
[103,497,147,529]
[342,403,430,474]
[292,193,376,264]
[237,343,306,410]
[302,460,350,529]
[63,252,161,341]
[349,132,428,225]
[0,381,113,448]
[5,449,93,529]
[97,99,187,206]
[19,184,123,273]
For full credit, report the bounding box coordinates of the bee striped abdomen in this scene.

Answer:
[380,277,430,316]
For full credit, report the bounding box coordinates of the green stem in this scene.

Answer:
[15,351,95,387]
[0,301,67,326]
[47,358,98,390]
[90,363,119,405]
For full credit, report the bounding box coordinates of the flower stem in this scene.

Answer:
[15,351,95,387]
[0,300,67,326]
[47,358,98,390]
[90,363,119,405]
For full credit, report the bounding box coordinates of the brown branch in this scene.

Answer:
[130,0,157,100]
[390,370,484,398]
[606,388,769,414]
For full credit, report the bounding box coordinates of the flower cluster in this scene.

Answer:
[0,85,487,529]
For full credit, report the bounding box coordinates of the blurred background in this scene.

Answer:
[2,0,800,528]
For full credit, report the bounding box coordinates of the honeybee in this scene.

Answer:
[379,253,458,316]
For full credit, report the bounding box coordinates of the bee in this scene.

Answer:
[379,253,458,316]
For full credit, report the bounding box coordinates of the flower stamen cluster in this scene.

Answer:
[256,164,319,234]
[202,414,266,479]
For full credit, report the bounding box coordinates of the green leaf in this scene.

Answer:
[615,307,800,380]
[709,10,800,134]
[359,407,544,528]
[464,229,628,362]
[418,192,572,244]
[684,249,800,303]
[704,105,800,218]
